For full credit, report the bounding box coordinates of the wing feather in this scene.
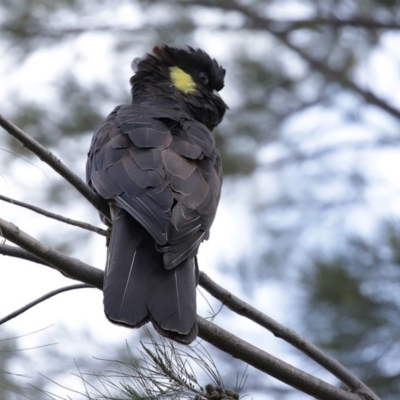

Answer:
[87,103,222,269]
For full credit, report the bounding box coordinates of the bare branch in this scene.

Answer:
[22,24,168,38]
[198,318,366,400]
[0,194,108,236]
[199,272,380,400]
[17,16,400,42]
[177,0,400,31]
[0,217,104,289]
[0,243,49,266]
[0,113,110,221]
[0,284,93,326]
[0,219,377,400]
[270,16,400,31]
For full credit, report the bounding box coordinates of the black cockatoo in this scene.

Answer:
[86,45,227,344]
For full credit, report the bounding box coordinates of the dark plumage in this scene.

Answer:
[86,45,227,344]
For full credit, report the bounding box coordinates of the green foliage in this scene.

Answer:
[50,331,242,400]
[301,222,400,399]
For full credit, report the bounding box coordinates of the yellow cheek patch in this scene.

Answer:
[169,66,196,93]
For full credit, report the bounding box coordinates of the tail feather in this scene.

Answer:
[151,315,198,344]
[103,207,198,343]
[104,208,149,327]
[147,258,198,343]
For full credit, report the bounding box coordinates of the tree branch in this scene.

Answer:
[23,24,171,38]
[270,16,400,31]
[182,0,400,123]
[18,17,400,40]
[0,284,93,326]
[198,318,365,400]
[0,219,377,400]
[273,32,400,122]
[199,272,380,400]
[178,1,400,31]
[0,194,108,236]
[0,243,50,266]
[0,113,110,221]
[0,217,104,289]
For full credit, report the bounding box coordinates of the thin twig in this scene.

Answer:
[0,194,108,236]
[0,324,54,342]
[199,272,380,400]
[0,284,93,326]
[0,113,110,221]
